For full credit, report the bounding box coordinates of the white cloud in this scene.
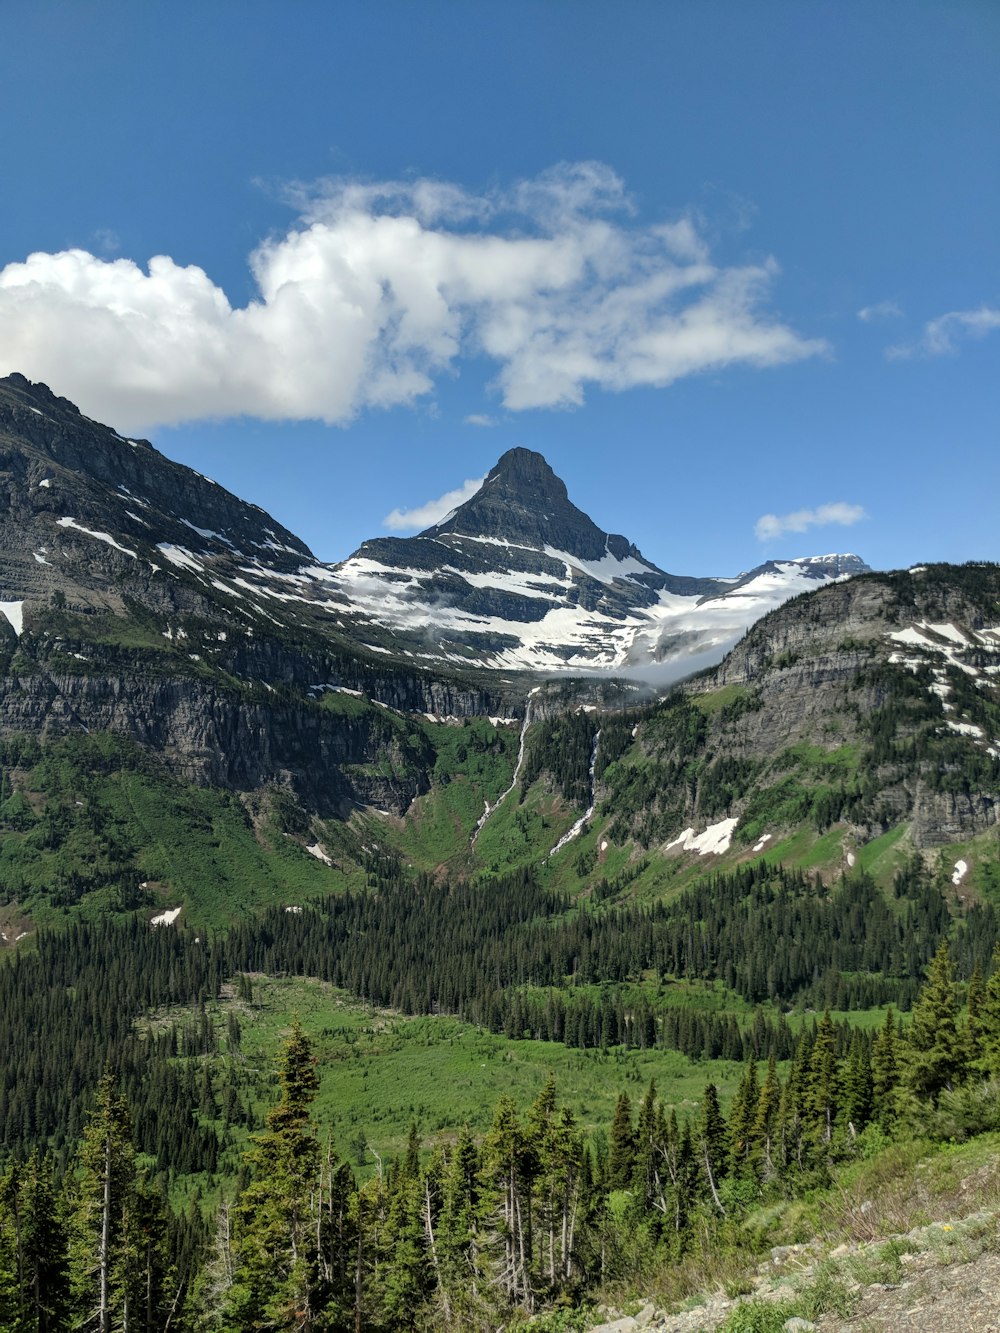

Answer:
[857,300,902,322]
[0,162,828,434]
[887,305,1000,359]
[383,476,485,532]
[754,501,867,542]
[463,413,497,427]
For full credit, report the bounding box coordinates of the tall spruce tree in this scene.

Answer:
[871,1007,900,1130]
[227,1018,322,1330]
[905,942,966,1104]
[69,1072,142,1333]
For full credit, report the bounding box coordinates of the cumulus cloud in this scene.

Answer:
[463,413,497,427]
[383,476,485,531]
[857,300,902,322]
[754,502,867,542]
[887,305,1000,359]
[0,162,828,434]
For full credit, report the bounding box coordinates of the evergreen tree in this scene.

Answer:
[905,942,966,1104]
[728,1056,759,1179]
[438,1127,482,1325]
[966,962,986,1063]
[227,1018,322,1330]
[751,1054,782,1182]
[841,1030,873,1136]
[871,1007,900,1131]
[69,1072,142,1333]
[806,1011,839,1148]
[19,1153,71,1333]
[698,1084,728,1214]
[606,1093,635,1191]
[479,1097,533,1310]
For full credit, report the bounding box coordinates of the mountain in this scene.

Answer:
[0,372,515,819]
[328,445,870,671]
[0,375,865,682]
[0,370,996,939]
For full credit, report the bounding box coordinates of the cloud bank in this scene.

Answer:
[383,476,485,532]
[754,501,867,542]
[888,305,1000,359]
[0,163,827,434]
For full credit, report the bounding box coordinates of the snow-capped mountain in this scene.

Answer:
[0,375,868,678]
[324,448,869,672]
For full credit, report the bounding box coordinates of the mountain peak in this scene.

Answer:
[488,447,568,497]
[422,446,639,562]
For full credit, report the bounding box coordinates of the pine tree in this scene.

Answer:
[751,1054,782,1182]
[479,1097,533,1310]
[69,1072,141,1333]
[841,1030,873,1137]
[438,1126,482,1325]
[728,1056,759,1179]
[905,942,966,1104]
[806,1011,839,1148]
[228,1018,322,1330]
[871,1007,900,1130]
[378,1171,430,1330]
[966,961,986,1064]
[698,1084,729,1214]
[606,1093,636,1191]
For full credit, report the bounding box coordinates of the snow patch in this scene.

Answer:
[157,544,205,573]
[179,518,235,546]
[306,843,333,866]
[667,817,739,856]
[946,720,985,738]
[150,906,182,927]
[57,517,137,558]
[0,602,24,636]
[752,834,772,853]
[952,860,968,887]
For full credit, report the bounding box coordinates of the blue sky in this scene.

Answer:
[1,1,997,575]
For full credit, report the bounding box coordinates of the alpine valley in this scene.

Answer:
[1,371,1000,1332]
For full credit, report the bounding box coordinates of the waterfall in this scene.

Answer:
[471,688,538,845]
[548,728,601,857]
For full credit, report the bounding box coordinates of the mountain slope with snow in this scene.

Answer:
[322,448,869,672]
[0,374,867,680]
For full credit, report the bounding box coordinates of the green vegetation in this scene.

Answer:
[5,938,1000,1330]
[0,733,349,928]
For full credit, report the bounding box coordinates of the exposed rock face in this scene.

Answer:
[698,565,1000,846]
[426,446,655,565]
[329,445,871,671]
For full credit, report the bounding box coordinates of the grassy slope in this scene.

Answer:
[0,736,360,931]
[158,973,751,1192]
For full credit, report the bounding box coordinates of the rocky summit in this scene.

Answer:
[329,444,870,671]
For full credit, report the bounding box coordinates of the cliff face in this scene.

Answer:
[696,565,1000,845]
